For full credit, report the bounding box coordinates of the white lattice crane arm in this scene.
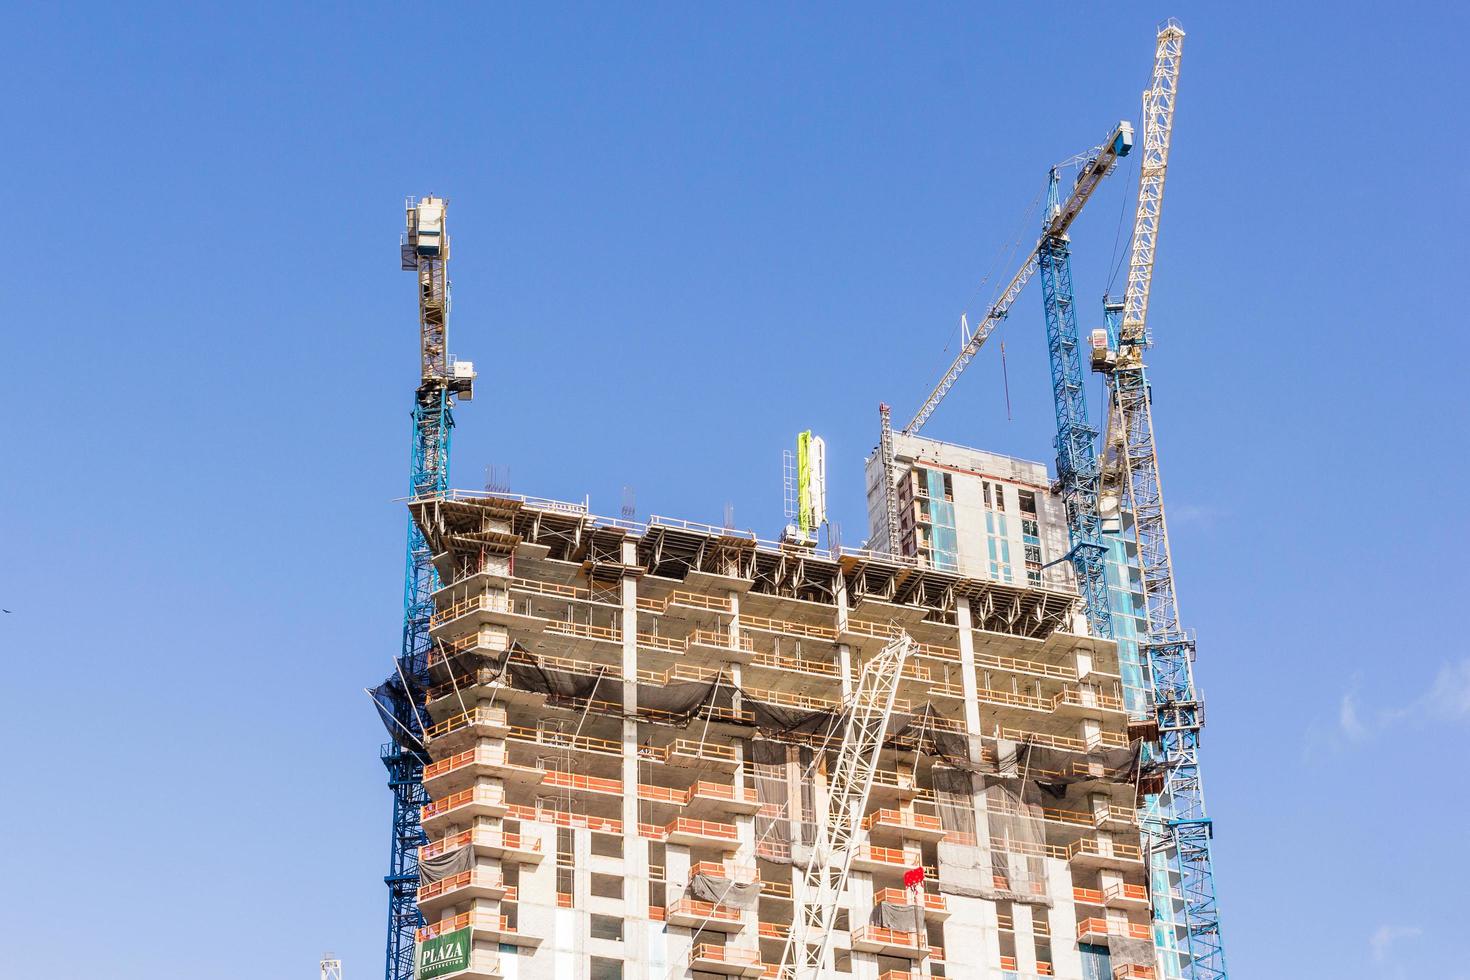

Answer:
[778,633,914,980]
[1120,20,1184,348]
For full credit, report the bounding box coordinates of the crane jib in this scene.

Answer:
[902,119,1132,435]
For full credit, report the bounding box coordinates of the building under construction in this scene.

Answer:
[373,20,1225,980]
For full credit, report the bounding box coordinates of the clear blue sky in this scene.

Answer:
[3,3,1466,978]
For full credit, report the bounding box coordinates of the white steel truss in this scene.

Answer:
[778,632,915,980]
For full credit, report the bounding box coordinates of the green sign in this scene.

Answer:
[416,926,471,980]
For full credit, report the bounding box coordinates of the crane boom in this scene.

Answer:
[1120,22,1183,349]
[779,633,915,979]
[902,120,1133,435]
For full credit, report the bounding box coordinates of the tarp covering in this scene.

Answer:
[878,899,926,933]
[935,838,989,898]
[418,845,473,884]
[689,874,761,909]
[1107,935,1156,973]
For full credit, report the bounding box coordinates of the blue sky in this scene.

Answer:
[2,3,1466,978]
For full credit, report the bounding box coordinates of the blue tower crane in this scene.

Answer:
[375,196,476,980]
[1038,161,1120,640]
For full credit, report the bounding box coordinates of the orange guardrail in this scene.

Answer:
[421,786,504,821]
[1105,882,1149,903]
[691,944,761,967]
[417,871,507,902]
[666,816,739,841]
[863,809,943,834]
[668,897,742,923]
[852,924,923,949]
[873,887,947,913]
[739,613,836,642]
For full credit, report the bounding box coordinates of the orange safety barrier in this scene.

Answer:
[691,944,761,966]
[873,888,946,913]
[863,809,943,833]
[667,897,742,923]
[416,912,508,943]
[666,816,739,841]
[417,871,503,902]
[420,829,540,860]
[1105,882,1149,903]
[1073,886,1105,905]
[421,786,504,821]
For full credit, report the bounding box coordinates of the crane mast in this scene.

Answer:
[1094,22,1228,980]
[380,196,475,980]
[779,633,915,980]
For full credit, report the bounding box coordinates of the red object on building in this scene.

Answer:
[903,867,925,889]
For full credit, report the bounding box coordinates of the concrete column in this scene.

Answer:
[955,598,993,844]
[618,538,649,980]
[1012,901,1038,975]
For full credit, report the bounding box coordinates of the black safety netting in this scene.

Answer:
[371,674,429,762]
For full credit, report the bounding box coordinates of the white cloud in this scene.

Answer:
[1370,924,1421,964]
[1311,658,1470,756]
[1338,691,1368,741]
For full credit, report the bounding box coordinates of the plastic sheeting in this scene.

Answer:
[689,874,761,909]
[877,899,926,934]
[418,845,473,884]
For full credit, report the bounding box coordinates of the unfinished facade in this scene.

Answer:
[405,474,1159,980]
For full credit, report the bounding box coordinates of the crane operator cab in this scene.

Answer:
[401,196,449,268]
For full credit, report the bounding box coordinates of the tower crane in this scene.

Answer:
[876,120,1133,558]
[778,633,915,980]
[378,196,476,980]
[1091,22,1229,980]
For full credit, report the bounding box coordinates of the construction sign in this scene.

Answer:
[415,926,471,980]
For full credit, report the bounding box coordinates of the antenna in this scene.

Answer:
[620,486,636,519]
[484,464,510,494]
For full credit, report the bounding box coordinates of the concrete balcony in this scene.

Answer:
[417,872,512,912]
[1076,917,1152,945]
[421,787,509,834]
[1067,838,1144,871]
[689,943,765,977]
[418,911,540,949]
[1051,688,1126,719]
[873,887,949,921]
[429,593,547,640]
[420,829,544,865]
[685,780,761,816]
[665,896,745,932]
[851,844,918,874]
[662,816,741,851]
[1103,882,1150,911]
[662,738,740,773]
[684,628,756,663]
[422,746,547,796]
[861,809,946,841]
[850,925,928,959]
[423,705,511,751]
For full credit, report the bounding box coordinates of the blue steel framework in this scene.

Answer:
[1038,168,1110,640]
[380,198,465,980]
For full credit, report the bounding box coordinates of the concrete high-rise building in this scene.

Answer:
[405,448,1156,980]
